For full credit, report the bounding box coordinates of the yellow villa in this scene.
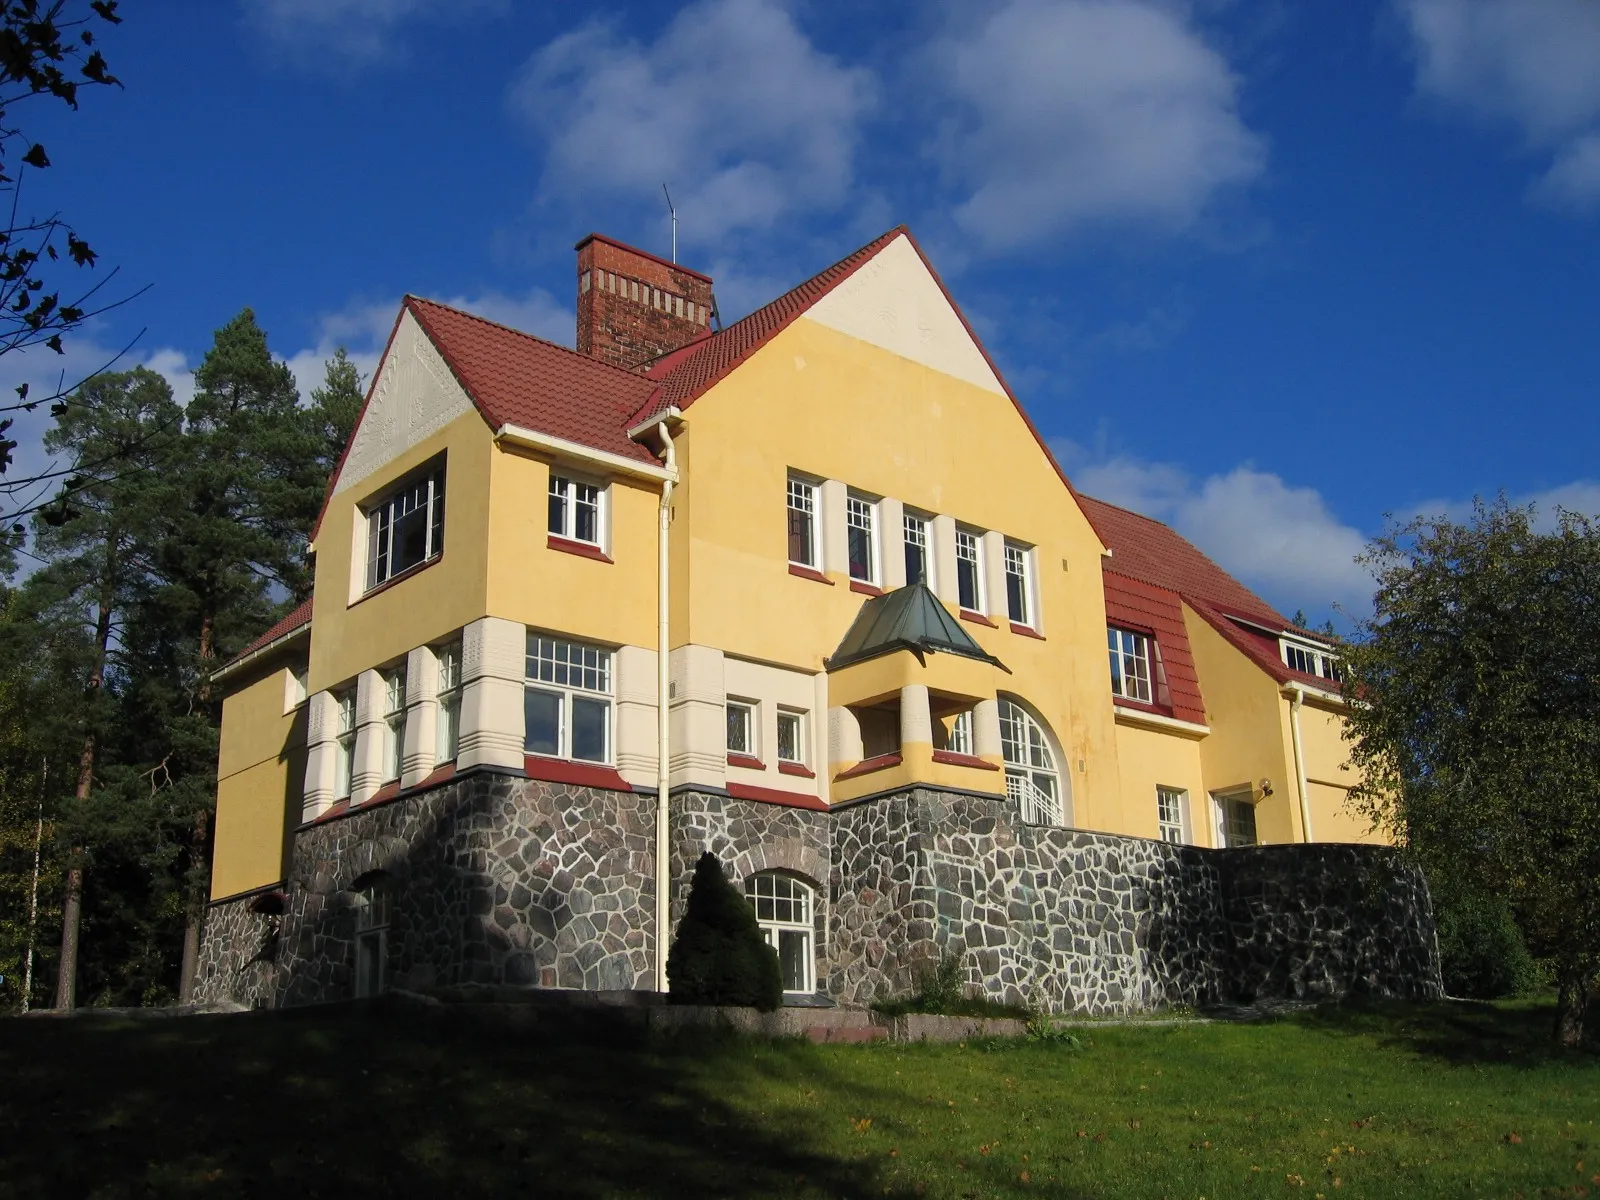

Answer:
[195,228,1438,1013]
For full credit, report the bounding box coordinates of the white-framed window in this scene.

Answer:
[365,464,445,591]
[353,874,391,999]
[524,634,612,763]
[787,475,819,568]
[435,641,462,764]
[999,699,1061,825]
[1216,791,1258,848]
[746,872,815,995]
[1004,541,1033,626]
[956,525,985,611]
[1108,627,1154,704]
[903,511,932,588]
[285,665,309,713]
[1156,786,1188,845]
[334,688,356,801]
[1281,639,1343,684]
[382,667,406,783]
[947,709,974,756]
[846,492,878,584]
[548,474,604,547]
[776,709,805,765]
[726,698,757,758]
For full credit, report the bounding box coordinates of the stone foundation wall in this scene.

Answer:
[197,777,1440,1013]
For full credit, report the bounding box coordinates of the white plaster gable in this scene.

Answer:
[802,234,1006,396]
[332,308,476,497]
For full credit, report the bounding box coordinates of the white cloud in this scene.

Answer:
[1397,0,1600,210]
[934,0,1266,252]
[1052,438,1374,616]
[243,0,507,66]
[511,0,876,243]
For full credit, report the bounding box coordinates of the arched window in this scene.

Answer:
[746,872,815,995]
[998,699,1062,825]
[352,873,392,998]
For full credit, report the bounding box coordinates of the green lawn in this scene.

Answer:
[2,998,1596,1198]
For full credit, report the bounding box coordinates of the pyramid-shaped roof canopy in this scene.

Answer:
[826,584,1005,672]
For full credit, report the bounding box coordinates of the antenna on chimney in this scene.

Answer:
[662,183,677,263]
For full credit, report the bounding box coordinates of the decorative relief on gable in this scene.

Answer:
[332,310,476,497]
[803,235,1005,396]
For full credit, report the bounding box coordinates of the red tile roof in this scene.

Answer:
[224,598,312,669]
[1078,495,1334,691]
[405,296,661,465]
[1102,574,1206,725]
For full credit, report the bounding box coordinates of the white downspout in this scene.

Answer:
[654,418,677,993]
[1288,684,1314,843]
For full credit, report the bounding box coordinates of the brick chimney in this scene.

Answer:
[575,233,715,370]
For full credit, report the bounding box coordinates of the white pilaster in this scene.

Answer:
[819,479,848,578]
[350,668,387,804]
[401,644,439,788]
[615,644,660,789]
[899,683,932,748]
[668,643,726,788]
[973,697,1003,761]
[982,530,1009,623]
[828,705,863,768]
[458,616,525,772]
[880,496,906,590]
[930,514,958,606]
[812,670,831,801]
[302,689,340,821]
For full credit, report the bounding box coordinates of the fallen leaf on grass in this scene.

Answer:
[1075,1130,1087,1139]
[854,1118,873,1133]
[1288,1174,1305,1187]
[1019,1171,1031,1184]
[1505,1133,1522,1145]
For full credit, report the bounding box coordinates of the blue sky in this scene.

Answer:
[8,0,1600,624]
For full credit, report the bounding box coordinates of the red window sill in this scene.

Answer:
[1010,622,1045,640]
[834,752,902,781]
[727,782,829,811]
[351,552,443,608]
[547,535,612,563]
[932,750,999,771]
[524,755,632,791]
[960,609,997,627]
[788,563,833,585]
[850,579,886,597]
[778,760,816,778]
[726,752,765,771]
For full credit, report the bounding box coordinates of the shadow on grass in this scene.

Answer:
[1284,996,1597,1068]
[0,1001,938,1200]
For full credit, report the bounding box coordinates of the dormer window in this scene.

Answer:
[1108,627,1153,704]
[365,463,445,591]
[1281,638,1343,684]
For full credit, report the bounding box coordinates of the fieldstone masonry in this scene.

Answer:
[196,777,1441,1012]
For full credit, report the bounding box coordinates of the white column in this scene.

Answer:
[973,697,1003,761]
[899,683,931,748]
[828,705,863,769]
[880,496,906,590]
[812,670,831,801]
[668,644,726,788]
[401,644,439,789]
[302,690,340,821]
[458,616,526,772]
[930,514,958,606]
[981,530,1009,623]
[350,668,387,804]
[615,644,660,789]
[820,479,848,577]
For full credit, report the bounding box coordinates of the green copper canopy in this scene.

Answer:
[825,583,1007,672]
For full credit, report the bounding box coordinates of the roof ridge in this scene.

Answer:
[403,294,654,385]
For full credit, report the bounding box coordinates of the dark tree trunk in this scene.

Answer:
[1556,972,1591,1048]
[177,806,210,1003]
[55,559,116,1010]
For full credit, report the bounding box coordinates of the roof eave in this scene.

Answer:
[211,620,312,685]
[494,423,676,483]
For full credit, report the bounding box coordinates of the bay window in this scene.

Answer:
[524,634,612,763]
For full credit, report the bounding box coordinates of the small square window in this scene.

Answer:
[726,699,756,757]
[776,710,804,764]
[549,475,604,547]
[1156,786,1187,844]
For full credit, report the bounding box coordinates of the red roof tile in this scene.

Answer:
[405,296,661,465]
[225,598,312,669]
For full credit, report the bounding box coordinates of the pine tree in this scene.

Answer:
[306,346,365,480]
[666,852,782,1011]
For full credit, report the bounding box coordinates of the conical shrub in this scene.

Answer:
[666,851,782,1011]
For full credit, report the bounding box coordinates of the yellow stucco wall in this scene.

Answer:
[484,443,660,648]
[1182,605,1302,845]
[1297,698,1380,844]
[673,316,1122,828]
[1112,721,1211,846]
[307,410,494,693]
[212,654,307,900]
